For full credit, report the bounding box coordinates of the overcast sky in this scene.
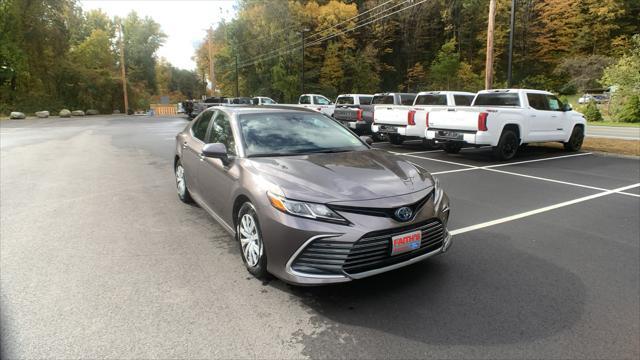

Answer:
[80,0,237,70]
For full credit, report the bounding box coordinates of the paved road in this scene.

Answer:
[587,125,640,140]
[1,115,639,359]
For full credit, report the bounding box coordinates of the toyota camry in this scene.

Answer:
[174,106,451,285]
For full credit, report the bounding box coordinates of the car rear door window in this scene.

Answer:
[192,110,214,141]
[415,94,447,105]
[299,95,310,104]
[208,111,236,155]
[527,93,550,110]
[453,95,474,106]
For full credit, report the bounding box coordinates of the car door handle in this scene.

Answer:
[530,115,536,117]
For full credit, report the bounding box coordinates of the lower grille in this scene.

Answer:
[343,219,444,275]
[290,219,445,277]
[290,237,350,276]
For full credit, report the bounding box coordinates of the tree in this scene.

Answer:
[554,55,614,93]
[429,39,461,90]
[601,34,640,121]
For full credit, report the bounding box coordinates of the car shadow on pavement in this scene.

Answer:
[273,231,586,356]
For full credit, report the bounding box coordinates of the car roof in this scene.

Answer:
[478,89,552,95]
[337,94,373,97]
[416,91,475,96]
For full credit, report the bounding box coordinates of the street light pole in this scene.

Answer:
[507,0,516,87]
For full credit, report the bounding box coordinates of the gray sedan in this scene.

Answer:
[174,106,452,285]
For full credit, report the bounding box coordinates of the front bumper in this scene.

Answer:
[259,190,451,285]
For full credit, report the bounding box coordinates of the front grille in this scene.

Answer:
[328,191,432,220]
[290,218,445,277]
[343,218,444,275]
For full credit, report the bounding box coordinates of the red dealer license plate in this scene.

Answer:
[391,230,422,256]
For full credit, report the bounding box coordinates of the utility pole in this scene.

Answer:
[117,21,129,114]
[235,54,239,97]
[300,30,306,94]
[484,0,497,90]
[507,0,516,87]
[207,27,216,95]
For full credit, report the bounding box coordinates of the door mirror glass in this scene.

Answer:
[202,143,230,165]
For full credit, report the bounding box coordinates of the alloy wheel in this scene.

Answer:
[239,213,263,267]
[176,164,186,197]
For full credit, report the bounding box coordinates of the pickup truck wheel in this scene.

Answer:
[422,139,438,149]
[389,134,404,145]
[564,126,584,152]
[443,142,462,154]
[493,130,519,160]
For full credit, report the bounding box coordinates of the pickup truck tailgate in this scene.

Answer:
[428,107,480,131]
[374,105,410,125]
[333,106,359,121]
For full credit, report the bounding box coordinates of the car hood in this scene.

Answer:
[246,149,434,203]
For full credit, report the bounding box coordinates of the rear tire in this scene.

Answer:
[443,142,462,154]
[389,134,404,145]
[236,202,269,279]
[493,129,519,161]
[564,126,584,152]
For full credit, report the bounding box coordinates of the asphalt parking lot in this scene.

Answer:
[1,115,639,359]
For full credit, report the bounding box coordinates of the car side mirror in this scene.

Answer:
[360,136,374,146]
[563,103,572,112]
[202,143,230,165]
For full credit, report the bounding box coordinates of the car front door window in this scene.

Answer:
[208,111,236,155]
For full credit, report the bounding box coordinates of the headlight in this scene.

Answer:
[267,192,349,225]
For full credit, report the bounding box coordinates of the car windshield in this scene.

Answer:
[238,112,368,157]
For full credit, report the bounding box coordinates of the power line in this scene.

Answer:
[234,0,429,70]
[234,0,405,68]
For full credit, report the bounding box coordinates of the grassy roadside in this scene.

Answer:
[536,137,640,157]
[588,121,640,128]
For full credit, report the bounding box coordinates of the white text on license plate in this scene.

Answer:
[391,230,422,255]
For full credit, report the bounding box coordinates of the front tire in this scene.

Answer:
[175,160,193,203]
[493,129,519,161]
[564,126,584,152]
[236,202,268,279]
[389,134,404,145]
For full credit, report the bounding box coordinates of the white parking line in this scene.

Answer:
[450,183,640,236]
[486,152,593,169]
[400,153,478,167]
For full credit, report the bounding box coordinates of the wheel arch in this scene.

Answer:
[498,123,522,145]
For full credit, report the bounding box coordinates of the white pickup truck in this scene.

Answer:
[425,89,587,160]
[296,94,335,117]
[372,91,475,146]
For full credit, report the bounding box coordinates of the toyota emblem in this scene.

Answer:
[394,206,413,222]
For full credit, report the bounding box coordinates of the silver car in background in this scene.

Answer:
[174,106,451,285]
